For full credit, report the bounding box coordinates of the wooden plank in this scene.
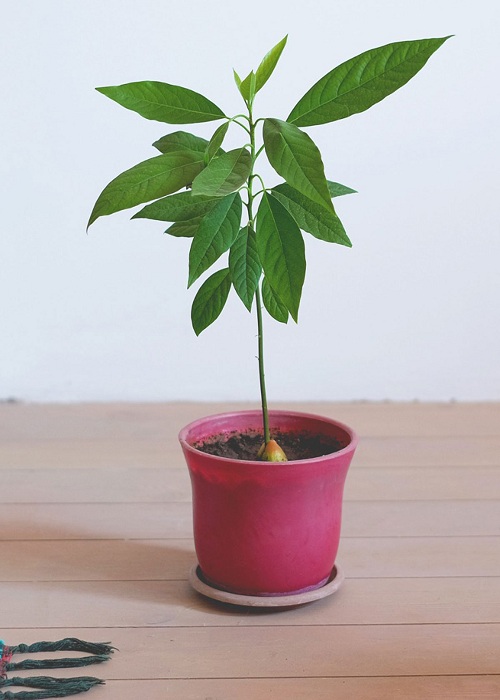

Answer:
[0,442,178,470]
[1,402,499,441]
[343,467,500,501]
[337,536,500,578]
[102,677,500,700]
[1,537,500,582]
[1,577,500,629]
[2,403,499,470]
[2,466,500,503]
[3,436,499,469]
[0,539,194,582]
[1,403,499,699]
[0,468,192,503]
[5,625,500,678]
[343,500,500,537]
[354,436,500,468]
[1,500,499,540]
[0,503,193,540]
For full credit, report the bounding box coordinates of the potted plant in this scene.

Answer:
[88,35,449,602]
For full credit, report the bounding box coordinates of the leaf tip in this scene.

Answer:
[86,212,97,231]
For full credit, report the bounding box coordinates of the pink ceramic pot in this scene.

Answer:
[179,410,358,596]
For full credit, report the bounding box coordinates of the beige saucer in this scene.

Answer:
[189,563,344,607]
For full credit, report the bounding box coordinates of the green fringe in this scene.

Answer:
[9,640,114,657]
[6,655,110,672]
[0,676,104,699]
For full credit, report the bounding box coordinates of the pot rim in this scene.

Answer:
[179,409,358,466]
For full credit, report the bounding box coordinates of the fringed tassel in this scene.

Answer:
[2,639,114,673]
[0,676,104,699]
[8,641,114,657]
[5,656,110,672]
[0,639,113,699]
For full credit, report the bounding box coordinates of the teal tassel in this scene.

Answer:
[5,655,110,672]
[9,641,114,657]
[0,638,113,699]
[0,676,104,699]
[3,638,114,673]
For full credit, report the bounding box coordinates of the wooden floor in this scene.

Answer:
[1,401,499,699]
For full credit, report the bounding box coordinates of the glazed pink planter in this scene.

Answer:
[179,410,358,596]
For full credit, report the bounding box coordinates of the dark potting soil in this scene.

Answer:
[193,430,344,462]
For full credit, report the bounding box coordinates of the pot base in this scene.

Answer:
[189,563,344,608]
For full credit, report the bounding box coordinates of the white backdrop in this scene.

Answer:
[1,0,499,402]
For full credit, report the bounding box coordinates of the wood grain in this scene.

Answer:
[5,626,500,678]
[2,402,499,699]
[102,677,500,700]
[1,500,499,540]
[1,577,500,628]
[1,536,499,582]
[2,466,500,503]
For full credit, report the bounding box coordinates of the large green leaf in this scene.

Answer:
[255,192,305,322]
[191,268,232,335]
[165,217,204,238]
[96,81,226,124]
[270,184,351,246]
[263,118,333,212]
[229,227,262,311]
[262,277,289,323]
[88,151,204,228]
[255,35,288,92]
[133,191,220,222]
[188,192,242,286]
[153,131,209,155]
[288,37,451,127]
[192,148,252,197]
[328,180,357,197]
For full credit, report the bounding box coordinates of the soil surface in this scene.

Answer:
[194,430,344,462]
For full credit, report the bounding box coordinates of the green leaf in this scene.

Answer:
[233,69,242,90]
[288,37,451,127]
[256,192,305,322]
[229,227,262,311]
[191,268,232,335]
[188,192,242,286]
[153,131,209,155]
[328,180,357,198]
[206,122,230,164]
[165,217,204,238]
[133,191,220,222]
[270,184,351,246]
[96,81,226,124]
[255,35,288,92]
[263,118,333,212]
[88,151,204,228]
[192,148,252,197]
[239,70,256,102]
[262,277,289,323]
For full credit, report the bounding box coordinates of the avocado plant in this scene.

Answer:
[88,35,449,461]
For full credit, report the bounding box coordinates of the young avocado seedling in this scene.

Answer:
[88,35,450,461]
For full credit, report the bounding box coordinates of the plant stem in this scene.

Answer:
[246,102,270,445]
[255,284,270,443]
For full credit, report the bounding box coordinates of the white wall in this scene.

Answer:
[1,0,499,402]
